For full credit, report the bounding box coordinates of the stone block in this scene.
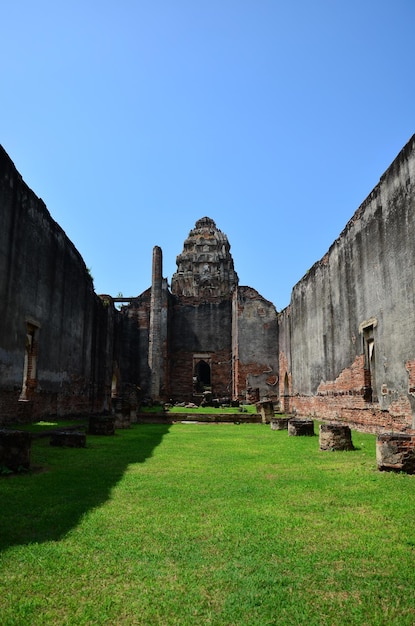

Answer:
[288,418,315,436]
[319,423,354,451]
[50,431,86,448]
[89,415,116,436]
[376,433,415,474]
[270,418,289,430]
[0,429,31,471]
[257,401,274,424]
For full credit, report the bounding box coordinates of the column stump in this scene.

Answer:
[270,418,289,431]
[0,429,32,472]
[376,433,415,474]
[89,415,116,436]
[319,423,354,451]
[256,401,274,424]
[288,418,315,436]
[50,431,86,448]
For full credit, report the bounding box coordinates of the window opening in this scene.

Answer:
[194,360,211,392]
[111,374,118,398]
[363,325,377,402]
[19,322,39,401]
[283,372,290,413]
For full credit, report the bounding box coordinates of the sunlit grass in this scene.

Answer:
[0,423,414,625]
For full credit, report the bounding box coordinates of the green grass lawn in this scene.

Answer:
[1,422,414,625]
[144,404,259,414]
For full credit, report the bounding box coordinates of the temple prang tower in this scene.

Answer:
[141,217,279,404]
[169,217,239,401]
[171,216,238,300]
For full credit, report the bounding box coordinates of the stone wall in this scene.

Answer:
[169,299,233,401]
[233,287,279,402]
[279,134,415,432]
[0,146,129,425]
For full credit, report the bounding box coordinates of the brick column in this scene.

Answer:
[149,246,163,400]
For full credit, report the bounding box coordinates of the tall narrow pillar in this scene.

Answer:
[148,246,162,400]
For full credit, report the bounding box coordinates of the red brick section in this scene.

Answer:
[292,395,412,433]
[377,432,415,473]
[316,355,366,394]
[406,359,415,393]
[169,348,232,403]
[288,354,413,432]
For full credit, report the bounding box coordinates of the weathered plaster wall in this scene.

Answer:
[0,146,116,424]
[233,287,279,402]
[279,135,415,432]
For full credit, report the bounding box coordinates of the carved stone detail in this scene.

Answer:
[171,217,238,299]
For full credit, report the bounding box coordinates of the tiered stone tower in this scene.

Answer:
[171,217,238,299]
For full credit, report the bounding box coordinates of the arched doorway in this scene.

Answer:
[195,359,211,390]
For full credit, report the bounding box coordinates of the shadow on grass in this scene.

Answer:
[0,423,171,552]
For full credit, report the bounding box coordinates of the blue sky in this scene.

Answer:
[1,1,414,309]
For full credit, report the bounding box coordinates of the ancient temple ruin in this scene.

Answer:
[1,135,415,433]
[121,216,279,404]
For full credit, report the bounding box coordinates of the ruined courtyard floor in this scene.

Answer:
[1,422,414,625]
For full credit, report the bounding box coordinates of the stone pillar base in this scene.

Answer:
[0,429,31,472]
[89,416,116,436]
[288,418,314,436]
[50,431,86,448]
[270,418,289,430]
[319,423,354,451]
[376,433,415,474]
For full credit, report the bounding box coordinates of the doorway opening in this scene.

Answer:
[283,372,290,413]
[193,356,212,394]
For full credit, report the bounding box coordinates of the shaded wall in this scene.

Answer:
[0,146,119,424]
[279,135,415,432]
[169,298,233,402]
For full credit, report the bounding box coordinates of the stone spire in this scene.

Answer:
[171,217,238,299]
[148,246,163,399]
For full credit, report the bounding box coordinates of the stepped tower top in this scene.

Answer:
[171,217,238,299]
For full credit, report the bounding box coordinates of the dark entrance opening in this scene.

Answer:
[195,360,211,388]
[283,372,290,413]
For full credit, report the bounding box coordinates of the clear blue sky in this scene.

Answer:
[1,1,414,309]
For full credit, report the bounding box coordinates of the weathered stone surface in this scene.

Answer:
[0,429,31,471]
[288,418,315,436]
[270,418,289,430]
[0,146,141,426]
[113,397,132,429]
[50,431,86,448]
[319,423,354,451]
[376,433,415,474]
[88,416,116,436]
[278,135,415,433]
[171,217,238,299]
[257,401,274,423]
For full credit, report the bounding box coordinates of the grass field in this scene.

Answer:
[1,421,414,625]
